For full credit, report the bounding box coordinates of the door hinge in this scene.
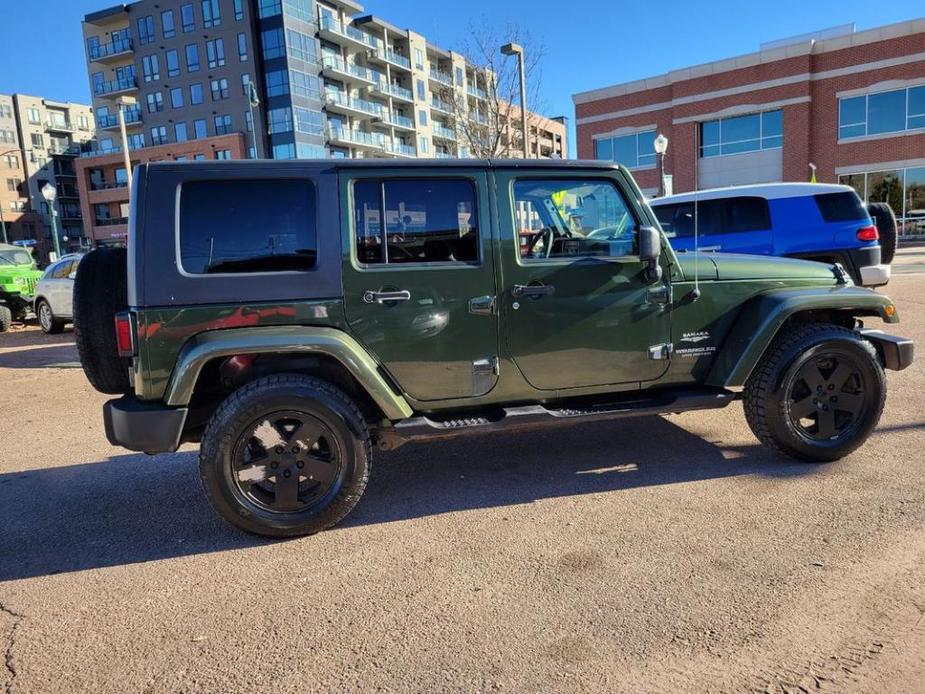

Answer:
[648,343,673,360]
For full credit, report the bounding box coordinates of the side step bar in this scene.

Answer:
[375,388,738,450]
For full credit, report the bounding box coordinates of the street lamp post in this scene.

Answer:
[653,133,669,197]
[501,43,529,159]
[41,182,62,260]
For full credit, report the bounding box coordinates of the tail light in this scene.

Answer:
[114,311,136,357]
[857,225,879,242]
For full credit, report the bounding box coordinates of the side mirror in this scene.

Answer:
[638,225,663,284]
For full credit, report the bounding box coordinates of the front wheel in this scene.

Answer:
[199,374,372,537]
[744,324,886,462]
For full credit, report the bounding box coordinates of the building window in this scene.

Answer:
[151,126,168,146]
[245,110,253,132]
[273,143,295,159]
[416,80,426,101]
[418,109,427,126]
[31,133,44,148]
[237,33,248,61]
[3,154,19,168]
[261,28,285,60]
[146,92,164,113]
[419,136,429,153]
[0,130,14,144]
[699,110,781,158]
[142,54,160,82]
[185,43,200,72]
[414,48,424,69]
[258,0,282,17]
[170,87,184,109]
[267,107,293,134]
[286,29,316,63]
[289,70,319,99]
[214,149,232,160]
[27,108,40,124]
[166,49,180,77]
[294,107,323,135]
[839,86,925,140]
[181,3,195,32]
[193,119,207,139]
[0,103,12,118]
[839,166,925,237]
[206,38,225,68]
[201,0,221,28]
[137,15,155,44]
[193,153,206,160]
[211,78,230,101]
[175,122,188,142]
[161,10,176,38]
[594,129,657,169]
[179,179,317,273]
[189,82,204,105]
[265,70,289,97]
[297,143,326,159]
[234,0,244,20]
[214,114,233,135]
[455,67,463,86]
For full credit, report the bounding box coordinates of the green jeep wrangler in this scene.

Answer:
[74,160,914,537]
[0,243,42,332]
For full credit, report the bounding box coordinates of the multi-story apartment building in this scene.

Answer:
[0,94,94,259]
[573,18,925,236]
[80,0,566,164]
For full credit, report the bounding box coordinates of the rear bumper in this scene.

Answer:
[858,264,892,287]
[845,246,890,286]
[103,395,188,454]
[860,329,914,371]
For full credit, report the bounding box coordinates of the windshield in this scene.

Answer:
[0,250,34,267]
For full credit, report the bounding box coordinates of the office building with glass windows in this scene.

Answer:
[573,18,925,237]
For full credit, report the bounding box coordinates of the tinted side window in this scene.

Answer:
[814,191,868,222]
[653,202,695,238]
[353,179,479,265]
[179,179,316,274]
[725,197,770,233]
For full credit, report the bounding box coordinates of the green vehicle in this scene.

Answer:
[73,160,914,537]
[0,243,42,332]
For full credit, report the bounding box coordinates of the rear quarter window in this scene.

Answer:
[814,191,868,223]
[179,179,317,274]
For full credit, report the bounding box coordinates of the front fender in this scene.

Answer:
[164,325,414,420]
[706,286,899,387]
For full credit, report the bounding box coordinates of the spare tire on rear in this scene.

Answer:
[867,202,898,265]
[73,247,131,395]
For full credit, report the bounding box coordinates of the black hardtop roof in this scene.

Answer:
[141,158,622,174]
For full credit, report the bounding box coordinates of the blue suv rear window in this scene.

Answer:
[814,192,867,222]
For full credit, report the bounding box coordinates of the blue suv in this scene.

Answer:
[650,183,890,286]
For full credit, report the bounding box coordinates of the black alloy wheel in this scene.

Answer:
[785,350,869,443]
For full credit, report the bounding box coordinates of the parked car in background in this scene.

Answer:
[650,183,894,287]
[33,253,84,334]
[0,243,43,332]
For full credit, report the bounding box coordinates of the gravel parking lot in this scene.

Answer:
[1,251,924,694]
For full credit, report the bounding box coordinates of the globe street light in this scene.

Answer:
[501,42,529,159]
[653,133,669,197]
[41,182,62,260]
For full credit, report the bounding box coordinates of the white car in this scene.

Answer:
[33,254,84,334]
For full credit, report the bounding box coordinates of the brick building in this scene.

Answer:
[573,19,925,235]
[75,132,245,245]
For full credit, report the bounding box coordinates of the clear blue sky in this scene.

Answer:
[1,0,922,156]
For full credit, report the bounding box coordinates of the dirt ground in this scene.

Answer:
[1,253,924,693]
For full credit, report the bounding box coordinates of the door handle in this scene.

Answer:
[363,289,411,304]
[512,284,555,298]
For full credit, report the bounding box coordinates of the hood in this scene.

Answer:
[675,252,839,283]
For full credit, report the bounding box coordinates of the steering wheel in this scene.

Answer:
[586,225,622,240]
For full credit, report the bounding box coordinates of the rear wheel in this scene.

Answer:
[867,202,898,265]
[0,305,11,333]
[199,374,371,537]
[36,299,65,334]
[744,324,885,462]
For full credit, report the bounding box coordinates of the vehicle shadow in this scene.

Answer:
[0,416,816,582]
[0,343,80,369]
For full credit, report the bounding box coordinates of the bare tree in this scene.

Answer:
[439,21,547,158]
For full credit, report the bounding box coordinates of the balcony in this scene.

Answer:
[318,16,377,50]
[432,124,457,141]
[381,112,414,131]
[95,217,129,227]
[467,85,487,100]
[369,48,411,71]
[320,55,379,85]
[434,151,456,159]
[469,112,488,126]
[324,91,384,120]
[47,144,82,157]
[430,98,454,116]
[88,38,134,63]
[372,81,413,103]
[94,76,138,97]
[90,180,129,191]
[326,125,383,150]
[385,142,417,158]
[97,108,143,131]
[46,119,75,133]
[429,69,453,87]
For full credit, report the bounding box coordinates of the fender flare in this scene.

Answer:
[706,286,898,388]
[164,325,414,420]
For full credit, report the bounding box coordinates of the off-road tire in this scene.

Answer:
[0,305,11,333]
[867,202,898,265]
[36,299,65,334]
[73,248,130,394]
[744,323,886,462]
[199,374,372,537]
